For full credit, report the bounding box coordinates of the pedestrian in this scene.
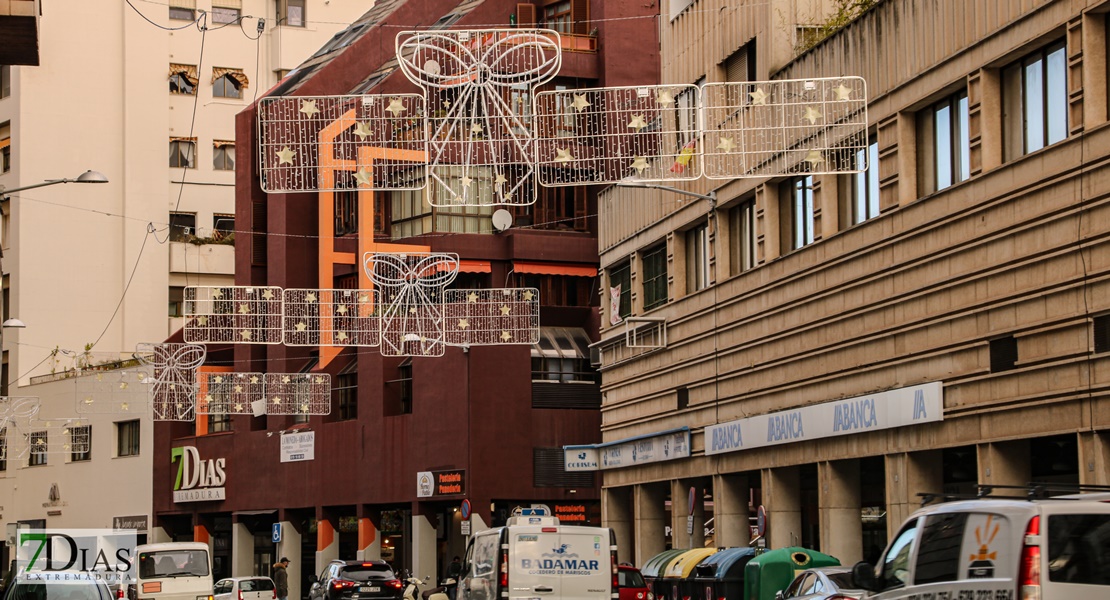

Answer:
[273,557,290,600]
[445,556,462,600]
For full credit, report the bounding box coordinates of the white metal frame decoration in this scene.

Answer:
[135,342,207,421]
[26,418,92,457]
[0,396,40,459]
[257,94,427,193]
[282,288,382,347]
[396,28,562,207]
[184,286,284,345]
[262,373,332,415]
[364,252,460,357]
[443,288,540,346]
[701,77,869,179]
[75,367,154,414]
[196,372,264,416]
[534,84,703,185]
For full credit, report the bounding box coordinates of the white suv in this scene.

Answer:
[851,488,1110,599]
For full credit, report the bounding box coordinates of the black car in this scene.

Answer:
[308,561,402,600]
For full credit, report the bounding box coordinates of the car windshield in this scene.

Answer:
[826,573,855,589]
[240,580,274,592]
[138,550,210,578]
[618,571,645,587]
[8,582,107,600]
[340,567,393,582]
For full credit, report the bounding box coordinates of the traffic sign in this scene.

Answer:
[687,487,696,516]
[686,515,694,536]
[460,499,471,520]
[272,523,282,543]
[461,520,471,536]
[756,505,766,537]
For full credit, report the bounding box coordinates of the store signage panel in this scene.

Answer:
[704,381,943,456]
[563,446,599,471]
[280,431,315,462]
[172,446,227,503]
[417,469,466,497]
[599,429,690,470]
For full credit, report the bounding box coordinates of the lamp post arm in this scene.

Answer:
[0,178,81,200]
[615,182,717,208]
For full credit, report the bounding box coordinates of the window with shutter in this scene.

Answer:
[570,0,588,34]
[251,201,267,265]
[533,447,595,487]
[517,3,536,26]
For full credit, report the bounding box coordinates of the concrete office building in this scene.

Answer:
[592,0,1110,567]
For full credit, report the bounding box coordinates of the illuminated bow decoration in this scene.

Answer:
[0,396,41,458]
[135,342,207,421]
[364,252,460,356]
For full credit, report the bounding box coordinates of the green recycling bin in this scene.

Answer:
[742,548,840,600]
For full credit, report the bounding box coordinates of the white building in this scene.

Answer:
[0,0,371,565]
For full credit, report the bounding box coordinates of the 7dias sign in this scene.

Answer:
[172,446,227,503]
[16,529,138,584]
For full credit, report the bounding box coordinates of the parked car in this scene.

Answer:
[2,575,114,600]
[214,577,276,600]
[309,561,402,600]
[851,490,1110,599]
[776,567,862,600]
[618,565,652,600]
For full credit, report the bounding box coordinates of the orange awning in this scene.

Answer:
[514,262,598,277]
[458,260,492,273]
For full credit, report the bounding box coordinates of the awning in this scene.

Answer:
[168,63,198,85]
[212,140,235,148]
[0,138,9,150]
[213,67,249,88]
[514,261,597,277]
[458,260,491,273]
[169,136,197,143]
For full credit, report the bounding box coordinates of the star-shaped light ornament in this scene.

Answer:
[197,315,209,326]
[717,137,737,154]
[470,123,483,134]
[458,319,470,329]
[120,382,129,390]
[336,304,348,315]
[386,97,406,116]
[211,288,223,299]
[120,402,130,411]
[250,376,260,384]
[749,87,769,105]
[833,83,853,101]
[630,156,650,174]
[282,375,292,384]
[240,330,252,341]
[354,169,374,187]
[358,294,370,303]
[234,403,244,412]
[804,150,826,169]
[214,376,224,384]
[295,322,307,332]
[467,292,479,303]
[353,121,374,140]
[627,115,648,131]
[299,99,320,116]
[500,331,513,341]
[523,290,535,301]
[276,147,296,165]
[459,175,473,188]
[238,303,251,315]
[337,331,349,341]
[272,397,282,405]
[499,305,512,316]
[234,385,243,393]
[306,292,317,303]
[803,106,823,125]
[315,376,325,384]
[657,90,675,106]
[571,93,591,112]
[555,148,574,163]
[262,289,274,300]
[494,173,508,187]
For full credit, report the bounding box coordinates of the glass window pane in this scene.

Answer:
[1045,44,1068,146]
[957,93,970,182]
[868,140,880,216]
[935,103,953,190]
[1024,58,1045,153]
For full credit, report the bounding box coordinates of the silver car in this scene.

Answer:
[213,577,276,600]
[777,567,863,600]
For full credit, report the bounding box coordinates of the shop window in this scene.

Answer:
[685,221,710,293]
[920,91,969,195]
[117,420,141,457]
[729,199,756,275]
[1003,40,1068,161]
[213,142,235,170]
[169,212,196,242]
[170,139,196,168]
[783,176,815,250]
[641,245,668,310]
[607,261,631,322]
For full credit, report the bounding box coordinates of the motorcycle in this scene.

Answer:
[401,574,429,600]
[420,578,456,600]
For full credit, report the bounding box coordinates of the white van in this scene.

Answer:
[129,542,214,600]
[459,516,617,600]
[851,491,1110,599]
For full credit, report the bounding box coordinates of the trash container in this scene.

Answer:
[743,548,840,600]
[640,549,688,600]
[692,547,758,600]
[661,548,718,600]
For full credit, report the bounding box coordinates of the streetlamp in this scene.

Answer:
[0,170,108,392]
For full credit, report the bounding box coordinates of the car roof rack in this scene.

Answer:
[918,482,1110,506]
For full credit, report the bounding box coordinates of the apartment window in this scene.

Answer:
[918,91,969,195]
[169,286,185,318]
[729,200,756,275]
[1,120,10,173]
[213,214,234,239]
[1003,40,1068,161]
[685,222,710,293]
[213,69,247,99]
[211,6,241,25]
[990,336,1018,373]
[642,245,668,310]
[1,65,10,99]
[335,188,358,236]
[117,420,141,457]
[169,138,196,168]
[393,360,413,415]
[208,412,230,434]
[213,141,235,170]
[543,1,572,34]
[277,0,306,27]
[851,136,880,224]
[0,430,6,471]
[675,78,704,143]
[786,176,815,250]
[531,328,597,384]
[28,431,47,466]
[169,64,198,95]
[336,361,358,421]
[169,212,196,242]
[169,1,195,21]
[1095,314,1110,354]
[607,261,631,323]
[723,43,754,83]
[70,425,91,462]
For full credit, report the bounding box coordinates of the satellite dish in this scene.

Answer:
[492,209,513,232]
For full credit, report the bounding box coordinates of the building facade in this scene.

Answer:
[151,0,658,596]
[595,0,1110,568]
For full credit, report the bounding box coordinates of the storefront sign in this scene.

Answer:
[563,447,600,471]
[704,382,944,455]
[563,428,690,471]
[416,470,466,497]
[112,515,148,532]
[551,504,588,523]
[280,431,315,462]
[172,446,226,503]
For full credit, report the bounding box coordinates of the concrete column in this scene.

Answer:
[886,451,943,539]
[231,522,254,577]
[470,512,489,535]
[978,440,1030,487]
[315,518,338,580]
[1079,431,1110,486]
[411,513,437,581]
[149,526,172,544]
[671,480,705,549]
[763,467,801,549]
[633,483,666,566]
[603,487,633,565]
[819,460,862,565]
[357,517,381,561]
[712,473,750,548]
[1082,13,1108,128]
[276,522,301,600]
